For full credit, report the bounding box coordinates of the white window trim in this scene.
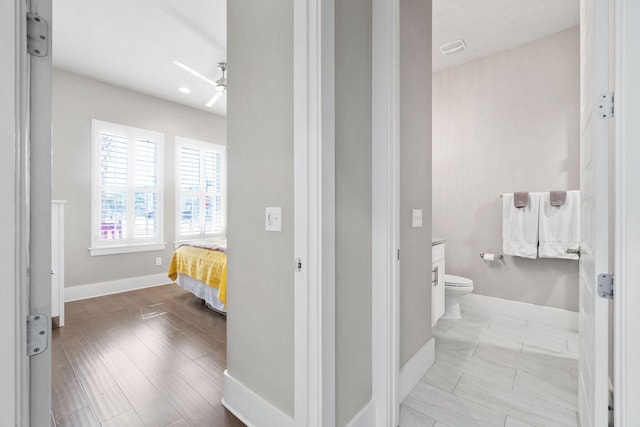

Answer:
[90,119,166,256]
[174,136,227,244]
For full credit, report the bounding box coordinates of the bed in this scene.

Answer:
[168,241,227,314]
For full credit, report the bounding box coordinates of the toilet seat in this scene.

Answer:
[444,274,473,288]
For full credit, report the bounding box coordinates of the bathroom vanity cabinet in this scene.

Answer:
[432,239,445,325]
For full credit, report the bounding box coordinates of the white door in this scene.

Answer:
[578,0,611,426]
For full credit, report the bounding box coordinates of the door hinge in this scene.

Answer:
[27,314,49,356]
[27,13,49,57]
[295,258,302,272]
[597,273,614,300]
[597,92,614,119]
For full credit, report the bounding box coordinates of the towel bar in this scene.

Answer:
[566,248,581,257]
[479,253,504,260]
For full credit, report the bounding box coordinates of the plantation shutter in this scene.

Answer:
[179,146,201,236]
[134,137,159,238]
[177,140,225,241]
[99,131,129,240]
[92,119,164,255]
[204,150,224,234]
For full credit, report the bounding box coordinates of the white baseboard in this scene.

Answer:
[345,398,375,427]
[398,337,435,404]
[64,273,174,302]
[461,293,579,331]
[222,370,294,427]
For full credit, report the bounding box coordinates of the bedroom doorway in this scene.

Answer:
[29,0,238,425]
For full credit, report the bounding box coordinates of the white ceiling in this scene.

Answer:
[433,0,579,71]
[53,0,579,116]
[52,0,227,116]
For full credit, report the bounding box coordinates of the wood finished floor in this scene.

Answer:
[51,284,245,427]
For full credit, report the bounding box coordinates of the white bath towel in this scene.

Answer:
[539,190,580,260]
[502,192,541,259]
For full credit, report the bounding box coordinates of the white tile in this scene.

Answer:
[453,373,578,427]
[460,309,493,323]
[474,343,575,384]
[567,334,579,358]
[570,368,579,389]
[404,310,579,427]
[520,344,578,371]
[478,328,524,352]
[422,360,464,393]
[433,318,456,335]
[504,415,535,427]
[523,333,568,355]
[437,349,516,390]
[403,382,506,427]
[400,404,437,427]
[436,336,478,358]
[489,316,528,334]
[447,323,488,341]
[513,369,578,411]
[526,321,576,339]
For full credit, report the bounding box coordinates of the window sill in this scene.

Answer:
[174,236,226,249]
[89,242,167,256]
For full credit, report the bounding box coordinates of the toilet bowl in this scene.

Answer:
[443,274,473,320]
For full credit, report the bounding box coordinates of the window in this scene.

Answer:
[90,120,165,256]
[175,137,226,243]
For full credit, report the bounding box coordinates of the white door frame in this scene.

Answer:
[293,0,336,425]
[614,1,640,424]
[372,0,401,425]
[0,1,30,426]
[28,0,53,424]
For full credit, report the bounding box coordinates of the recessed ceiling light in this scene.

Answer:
[440,39,466,56]
[179,87,191,94]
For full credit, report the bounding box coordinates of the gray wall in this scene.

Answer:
[52,68,226,287]
[432,27,580,311]
[400,0,433,368]
[226,0,295,416]
[225,0,433,419]
[335,0,373,425]
[227,0,376,421]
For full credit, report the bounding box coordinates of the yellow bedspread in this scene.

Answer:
[168,246,227,306]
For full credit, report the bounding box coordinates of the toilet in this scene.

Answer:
[443,274,474,319]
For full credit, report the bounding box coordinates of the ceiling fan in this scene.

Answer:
[173,60,227,107]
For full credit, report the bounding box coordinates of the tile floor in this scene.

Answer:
[400,309,580,427]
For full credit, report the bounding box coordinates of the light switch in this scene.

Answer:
[265,207,282,232]
[412,209,423,227]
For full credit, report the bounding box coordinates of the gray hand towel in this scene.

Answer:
[550,191,567,207]
[513,192,529,208]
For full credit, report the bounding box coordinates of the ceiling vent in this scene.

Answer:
[440,39,466,56]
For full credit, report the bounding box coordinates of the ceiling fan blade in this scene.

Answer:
[206,92,224,107]
[173,61,217,87]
